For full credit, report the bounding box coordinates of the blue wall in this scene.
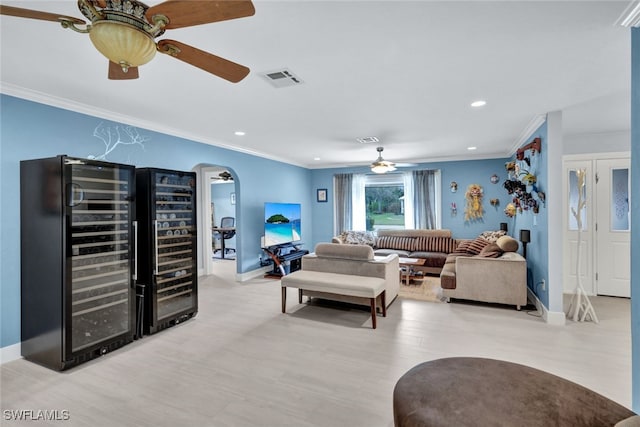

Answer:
[508,122,549,307]
[309,157,512,248]
[630,27,639,414]
[0,94,312,348]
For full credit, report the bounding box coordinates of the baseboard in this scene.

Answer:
[528,288,566,326]
[1,342,21,365]
[236,266,272,282]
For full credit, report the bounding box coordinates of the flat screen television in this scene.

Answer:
[264,202,301,247]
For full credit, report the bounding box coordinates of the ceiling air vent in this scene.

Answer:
[261,68,304,88]
[356,136,379,144]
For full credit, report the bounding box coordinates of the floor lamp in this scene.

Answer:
[566,169,598,323]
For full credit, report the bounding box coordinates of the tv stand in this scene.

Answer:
[263,243,308,278]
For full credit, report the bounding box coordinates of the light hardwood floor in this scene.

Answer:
[0,261,632,426]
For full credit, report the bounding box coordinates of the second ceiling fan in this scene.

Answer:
[370,147,397,174]
[0,0,255,81]
[369,146,417,174]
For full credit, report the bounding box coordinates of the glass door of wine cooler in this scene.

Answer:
[152,172,197,323]
[66,160,135,354]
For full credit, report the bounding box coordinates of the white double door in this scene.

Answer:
[563,156,630,298]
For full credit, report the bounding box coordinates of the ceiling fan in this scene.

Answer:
[211,170,233,182]
[215,171,233,181]
[370,147,397,174]
[369,146,418,174]
[0,0,255,82]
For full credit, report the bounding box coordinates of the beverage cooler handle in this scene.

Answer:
[132,221,138,281]
[66,183,84,207]
[154,220,160,275]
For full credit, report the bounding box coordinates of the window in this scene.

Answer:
[364,174,405,230]
[333,170,441,235]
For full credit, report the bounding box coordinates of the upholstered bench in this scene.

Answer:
[280,243,399,329]
[393,357,637,427]
[281,271,386,328]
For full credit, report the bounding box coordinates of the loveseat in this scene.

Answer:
[440,235,527,310]
[333,229,458,275]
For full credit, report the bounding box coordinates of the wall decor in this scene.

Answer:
[516,137,541,160]
[503,136,544,216]
[490,174,500,184]
[490,198,499,207]
[464,184,484,221]
[450,181,458,193]
[450,202,457,216]
[88,122,149,161]
[504,202,516,217]
[317,188,328,203]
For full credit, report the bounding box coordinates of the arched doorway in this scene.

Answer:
[193,164,238,276]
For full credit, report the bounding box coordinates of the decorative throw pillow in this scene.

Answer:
[340,231,376,246]
[479,230,507,243]
[465,237,490,255]
[496,235,519,252]
[454,240,472,253]
[415,236,457,253]
[376,235,415,251]
[478,242,503,258]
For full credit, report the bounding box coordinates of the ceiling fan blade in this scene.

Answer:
[0,5,85,25]
[157,39,249,83]
[108,62,139,80]
[146,0,255,29]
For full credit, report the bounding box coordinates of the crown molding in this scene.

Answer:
[509,114,547,156]
[616,0,640,27]
[0,83,307,168]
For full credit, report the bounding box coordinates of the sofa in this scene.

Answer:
[334,229,528,309]
[393,357,637,427]
[332,229,458,275]
[281,243,400,328]
[440,234,527,310]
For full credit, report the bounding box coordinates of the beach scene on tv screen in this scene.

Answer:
[264,203,301,246]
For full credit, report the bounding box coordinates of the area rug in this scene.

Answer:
[398,276,446,303]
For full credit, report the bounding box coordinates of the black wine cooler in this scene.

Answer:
[20,155,137,370]
[135,168,198,335]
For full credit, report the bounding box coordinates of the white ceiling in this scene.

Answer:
[0,1,632,169]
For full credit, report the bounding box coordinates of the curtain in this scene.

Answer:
[403,171,415,229]
[333,173,353,235]
[413,169,437,229]
[352,174,367,230]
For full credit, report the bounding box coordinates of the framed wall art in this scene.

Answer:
[317,188,328,203]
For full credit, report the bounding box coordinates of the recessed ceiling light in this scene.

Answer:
[313,157,321,161]
[467,146,477,151]
[470,100,486,108]
[234,131,246,136]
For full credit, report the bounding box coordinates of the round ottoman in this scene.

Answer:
[393,357,635,427]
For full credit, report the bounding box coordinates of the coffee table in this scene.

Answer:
[398,257,426,285]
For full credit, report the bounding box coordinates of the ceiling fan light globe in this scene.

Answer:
[370,162,396,174]
[89,21,156,68]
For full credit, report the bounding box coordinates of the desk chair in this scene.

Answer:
[214,217,236,258]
